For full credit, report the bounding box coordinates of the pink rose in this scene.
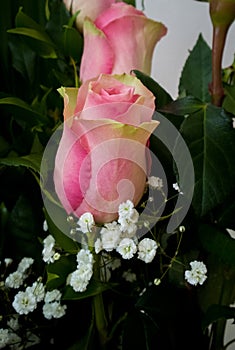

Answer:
[80,2,167,82]
[63,0,115,32]
[54,73,159,223]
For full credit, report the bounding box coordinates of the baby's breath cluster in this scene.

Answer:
[68,249,94,292]
[0,253,67,349]
[0,178,209,349]
[94,200,158,262]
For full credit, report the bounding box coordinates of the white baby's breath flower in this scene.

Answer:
[116,238,137,259]
[173,182,183,194]
[232,117,235,128]
[17,257,34,273]
[118,201,139,234]
[138,238,158,263]
[122,269,137,282]
[42,235,56,264]
[185,260,207,286]
[26,282,45,303]
[69,264,93,292]
[100,224,121,252]
[118,200,134,219]
[12,290,37,315]
[43,220,48,231]
[5,271,25,289]
[44,289,62,303]
[119,202,139,223]
[76,249,93,266]
[43,234,55,247]
[227,228,235,239]
[42,301,67,319]
[147,176,163,189]
[120,221,138,236]
[77,212,95,233]
[4,258,13,267]
[94,238,102,254]
[0,328,9,349]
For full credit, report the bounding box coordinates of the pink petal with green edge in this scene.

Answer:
[74,73,138,115]
[58,87,78,126]
[54,124,90,213]
[75,73,155,115]
[71,119,159,223]
[80,19,114,82]
[95,3,144,29]
[101,15,167,75]
[113,73,155,110]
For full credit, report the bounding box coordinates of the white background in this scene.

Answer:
[136,0,235,99]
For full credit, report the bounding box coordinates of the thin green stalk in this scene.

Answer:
[92,254,108,349]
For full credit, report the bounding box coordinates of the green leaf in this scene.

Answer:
[47,272,60,284]
[179,34,212,102]
[10,7,57,59]
[124,0,136,6]
[218,200,235,230]
[46,255,77,290]
[8,37,36,83]
[133,70,173,109]
[62,279,113,300]
[223,84,235,115]
[8,27,57,59]
[160,96,204,115]
[7,195,42,259]
[0,97,48,126]
[122,309,159,350]
[0,153,42,173]
[180,104,235,216]
[45,0,74,52]
[15,7,45,32]
[0,136,10,157]
[0,2,13,92]
[202,305,235,331]
[63,25,83,61]
[199,224,235,265]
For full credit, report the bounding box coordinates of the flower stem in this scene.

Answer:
[92,254,108,349]
[209,0,235,106]
[210,25,227,106]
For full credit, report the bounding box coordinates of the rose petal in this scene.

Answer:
[71,119,159,223]
[101,15,167,76]
[80,19,114,82]
[63,0,116,31]
[54,124,90,213]
[95,3,145,29]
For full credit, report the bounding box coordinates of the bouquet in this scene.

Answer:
[0,0,235,349]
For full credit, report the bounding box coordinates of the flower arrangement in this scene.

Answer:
[0,0,235,349]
